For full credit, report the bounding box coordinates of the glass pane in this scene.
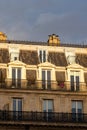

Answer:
[17,68,21,88]
[43,100,46,112]
[42,71,45,89]
[72,101,76,109]
[39,50,42,63]
[70,76,74,91]
[18,99,22,111]
[42,71,45,80]
[78,109,82,113]
[76,76,79,91]
[72,108,76,113]
[48,100,53,112]
[47,71,51,90]
[18,68,21,79]
[47,71,51,81]
[12,68,16,79]
[78,102,82,109]
[13,99,16,111]
[43,50,46,62]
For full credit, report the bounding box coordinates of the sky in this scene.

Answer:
[0,0,87,44]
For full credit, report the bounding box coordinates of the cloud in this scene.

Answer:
[29,11,87,43]
[0,0,87,44]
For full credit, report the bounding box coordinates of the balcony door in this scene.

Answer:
[12,68,21,88]
[13,98,22,120]
[43,100,53,121]
[70,71,80,91]
[42,70,51,89]
[72,101,83,121]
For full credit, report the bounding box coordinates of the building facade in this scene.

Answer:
[0,32,87,130]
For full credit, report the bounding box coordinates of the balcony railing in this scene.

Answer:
[0,80,86,91]
[0,111,87,123]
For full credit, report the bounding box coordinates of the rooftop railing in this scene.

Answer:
[0,39,87,48]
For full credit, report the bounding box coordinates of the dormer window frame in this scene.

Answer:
[9,46,20,62]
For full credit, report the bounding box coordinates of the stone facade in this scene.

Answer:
[0,34,87,129]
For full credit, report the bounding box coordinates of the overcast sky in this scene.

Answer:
[0,0,87,44]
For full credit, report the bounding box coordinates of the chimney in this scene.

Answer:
[0,32,7,41]
[48,34,60,46]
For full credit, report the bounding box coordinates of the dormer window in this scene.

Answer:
[9,46,19,62]
[65,50,76,64]
[67,55,76,64]
[38,50,47,63]
[10,52,19,61]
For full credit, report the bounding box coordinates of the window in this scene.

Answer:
[12,68,21,88]
[42,70,51,89]
[43,99,53,121]
[9,47,19,62]
[43,99,53,112]
[65,50,76,64]
[72,101,83,121]
[70,71,80,91]
[39,50,47,63]
[14,57,18,61]
[13,98,22,120]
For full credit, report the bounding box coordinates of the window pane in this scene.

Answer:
[43,100,46,112]
[17,68,21,87]
[43,50,46,62]
[18,99,22,111]
[48,100,53,112]
[70,76,74,91]
[13,99,16,111]
[76,76,79,91]
[42,71,45,89]
[39,50,42,63]
[72,101,76,109]
[12,68,16,79]
[12,68,16,86]
[42,71,45,80]
[47,71,51,81]
[78,101,82,109]
[18,68,21,79]
[47,71,51,90]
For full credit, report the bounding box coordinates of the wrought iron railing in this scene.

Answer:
[0,111,87,123]
[0,80,86,91]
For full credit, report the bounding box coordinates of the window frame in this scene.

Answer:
[42,69,51,89]
[70,71,80,91]
[12,67,21,88]
[38,50,47,63]
[72,100,83,121]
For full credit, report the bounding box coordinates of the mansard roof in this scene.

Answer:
[0,40,87,68]
[48,52,67,66]
[0,49,10,63]
[19,50,39,65]
[76,53,87,67]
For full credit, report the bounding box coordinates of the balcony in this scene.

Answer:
[0,80,86,91]
[0,111,87,126]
